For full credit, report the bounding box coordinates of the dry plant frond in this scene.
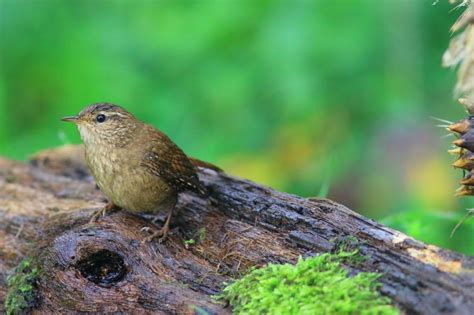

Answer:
[444,1,474,102]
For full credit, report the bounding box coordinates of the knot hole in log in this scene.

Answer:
[75,249,127,288]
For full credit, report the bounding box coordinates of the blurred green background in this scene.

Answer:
[0,0,473,255]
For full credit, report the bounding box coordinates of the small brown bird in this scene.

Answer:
[62,103,215,242]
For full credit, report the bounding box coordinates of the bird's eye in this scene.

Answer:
[96,114,106,123]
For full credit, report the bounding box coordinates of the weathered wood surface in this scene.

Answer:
[0,145,473,314]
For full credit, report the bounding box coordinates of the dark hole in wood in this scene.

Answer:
[75,249,126,287]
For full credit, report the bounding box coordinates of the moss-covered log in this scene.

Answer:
[0,145,473,314]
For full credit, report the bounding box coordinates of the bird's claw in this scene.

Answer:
[140,226,169,244]
[89,208,107,223]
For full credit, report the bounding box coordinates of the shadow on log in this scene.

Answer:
[0,145,473,314]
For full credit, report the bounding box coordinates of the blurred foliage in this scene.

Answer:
[0,0,472,255]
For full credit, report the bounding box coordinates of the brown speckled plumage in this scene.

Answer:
[140,125,206,196]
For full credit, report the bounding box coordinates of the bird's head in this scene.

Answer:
[62,103,140,147]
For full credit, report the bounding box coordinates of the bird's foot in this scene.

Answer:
[140,224,170,244]
[141,208,173,243]
[89,202,120,223]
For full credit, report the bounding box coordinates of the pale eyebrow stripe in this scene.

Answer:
[100,111,128,119]
[111,112,128,118]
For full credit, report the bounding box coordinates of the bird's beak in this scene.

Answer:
[61,115,79,123]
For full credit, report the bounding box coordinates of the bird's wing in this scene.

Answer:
[140,127,206,195]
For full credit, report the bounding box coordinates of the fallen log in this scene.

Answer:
[0,145,473,314]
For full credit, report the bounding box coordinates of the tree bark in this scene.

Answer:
[0,145,473,314]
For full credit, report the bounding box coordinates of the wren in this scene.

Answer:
[62,103,212,243]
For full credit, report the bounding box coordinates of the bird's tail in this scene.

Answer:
[189,157,223,173]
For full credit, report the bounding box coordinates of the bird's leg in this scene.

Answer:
[142,208,174,244]
[89,201,121,223]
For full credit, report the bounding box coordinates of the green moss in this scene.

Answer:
[336,235,359,251]
[184,228,207,249]
[5,258,40,315]
[184,238,196,245]
[197,227,206,242]
[218,251,399,315]
[184,238,196,249]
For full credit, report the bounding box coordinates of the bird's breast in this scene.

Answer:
[85,145,174,213]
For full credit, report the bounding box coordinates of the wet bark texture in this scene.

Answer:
[0,145,473,314]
